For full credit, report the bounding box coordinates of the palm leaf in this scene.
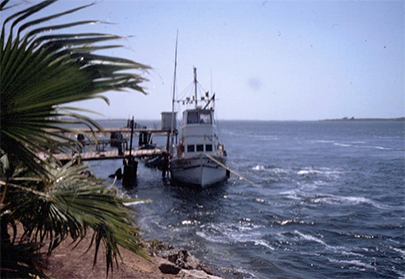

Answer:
[2,163,146,273]
[0,240,46,279]
[1,0,151,276]
[1,0,150,178]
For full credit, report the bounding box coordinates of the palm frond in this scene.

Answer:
[1,1,151,275]
[1,162,145,273]
[1,0,150,178]
[0,240,46,279]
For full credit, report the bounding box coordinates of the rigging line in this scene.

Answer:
[177,80,207,101]
[204,154,259,187]
[176,82,195,101]
[170,30,179,155]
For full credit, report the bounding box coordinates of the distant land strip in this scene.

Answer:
[322,117,405,121]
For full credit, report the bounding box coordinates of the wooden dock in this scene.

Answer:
[52,127,174,137]
[42,148,167,163]
[43,123,177,165]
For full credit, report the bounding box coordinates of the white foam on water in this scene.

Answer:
[252,165,265,171]
[196,231,226,244]
[295,230,327,246]
[254,198,267,204]
[313,139,393,151]
[297,170,322,176]
[232,267,258,279]
[341,250,365,257]
[312,196,343,205]
[327,258,374,270]
[280,190,301,200]
[294,230,352,254]
[197,222,276,253]
[248,134,279,141]
[254,240,275,250]
[364,145,392,150]
[297,167,342,179]
[391,246,405,258]
[313,140,335,144]
[271,168,289,174]
[278,219,315,226]
[337,196,396,209]
[181,220,200,225]
[280,219,294,226]
[334,142,352,147]
[123,200,150,206]
[311,194,395,210]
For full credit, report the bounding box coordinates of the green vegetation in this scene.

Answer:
[0,0,150,277]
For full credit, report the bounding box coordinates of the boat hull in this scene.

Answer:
[170,154,228,187]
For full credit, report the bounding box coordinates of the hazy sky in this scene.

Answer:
[3,0,404,120]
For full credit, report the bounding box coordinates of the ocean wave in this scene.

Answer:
[279,189,396,211]
[254,198,267,204]
[391,246,405,258]
[230,267,258,279]
[294,230,351,253]
[313,140,394,151]
[361,145,393,150]
[278,219,315,226]
[310,194,397,210]
[247,134,279,141]
[327,258,374,270]
[197,222,275,253]
[181,220,201,225]
[334,142,352,147]
[297,169,323,176]
[295,230,328,246]
[123,200,151,206]
[252,165,265,171]
[254,240,275,250]
[297,167,342,178]
[280,190,301,200]
[278,231,367,258]
[313,140,335,144]
[271,167,290,174]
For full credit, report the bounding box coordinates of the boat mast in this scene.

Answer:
[170,31,178,154]
[194,67,198,108]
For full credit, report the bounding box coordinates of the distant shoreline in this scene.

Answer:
[321,117,405,122]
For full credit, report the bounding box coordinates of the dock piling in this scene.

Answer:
[123,117,137,187]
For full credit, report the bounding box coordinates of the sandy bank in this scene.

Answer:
[41,230,224,279]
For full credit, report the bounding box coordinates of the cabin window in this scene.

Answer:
[199,111,212,124]
[186,111,212,124]
[196,144,204,152]
[187,145,195,152]
[205,144,213,152]
[187,112,199,124]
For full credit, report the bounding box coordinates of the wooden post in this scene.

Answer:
[122,155,137,187]
[123,116,137,187]
[129,116,134,156]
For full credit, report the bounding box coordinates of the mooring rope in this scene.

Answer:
[205,154,258,187]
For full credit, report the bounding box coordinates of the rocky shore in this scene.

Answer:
[43,232,225,279]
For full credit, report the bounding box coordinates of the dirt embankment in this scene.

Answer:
[41,230,224,279]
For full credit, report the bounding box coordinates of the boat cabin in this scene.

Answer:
[178,108,220,157]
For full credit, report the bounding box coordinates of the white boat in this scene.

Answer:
[169,68,229,187]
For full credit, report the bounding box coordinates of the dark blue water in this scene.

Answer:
[88,120,405,279]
